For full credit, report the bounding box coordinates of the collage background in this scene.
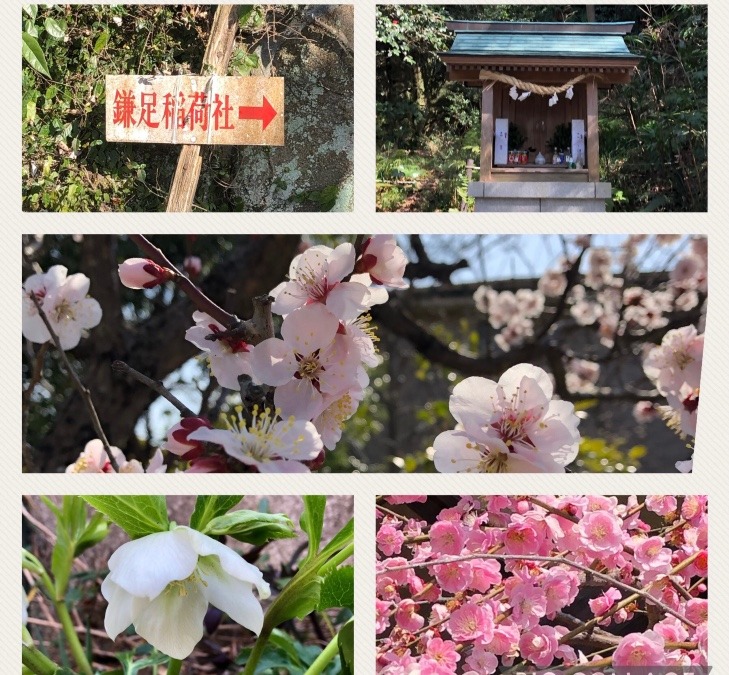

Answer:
[9,0,724,672]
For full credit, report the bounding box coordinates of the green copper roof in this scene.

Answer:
[446,27,637,60]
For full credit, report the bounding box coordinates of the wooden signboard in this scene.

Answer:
[105,75,284,146]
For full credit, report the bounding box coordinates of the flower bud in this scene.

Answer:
[118,258,173,289]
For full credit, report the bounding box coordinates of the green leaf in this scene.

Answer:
[189,495,242,532]
[235,645,305,673]
[265,572,322,628]
[75,511,109,556]
[44,17,66,40]
[22,32,50,77]
[93,30,110,54]
[316,517,354,566]
[300,495,326,563]
[51,521,74,599]
[338,620,354,675]
[81,496,168,539]
[203,510,295,545]
[317,565,354,611]
[22,4,37,20]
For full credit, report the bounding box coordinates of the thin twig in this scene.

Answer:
[379,552,697,629]
[130,234,238,328]
[112,361,196,417]
[29,293,119,472]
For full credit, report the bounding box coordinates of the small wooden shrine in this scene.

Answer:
[441,20,641,211]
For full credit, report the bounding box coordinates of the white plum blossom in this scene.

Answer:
[270,243,376,320]
[22,266,102,350]
[188,405,323,472]
[538,269,568,297]
[251,304,361,420]
[565,359,600,394]
[312,380,367,450]
[102,526,270,659]
[185,311,254,390]
[433,364,581,473]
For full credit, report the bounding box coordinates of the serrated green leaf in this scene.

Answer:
[300,496,326,563]
[22,32,50,77]
[203,510,295,545]
[44,17,65,40]
[317,565,354,611]
[338,620,354,675]
[93,30,110,54]
[189,495,243,532]
[81,496,168,539]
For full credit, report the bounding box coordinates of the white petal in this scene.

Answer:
[250,338,297,386]
[75,298,102,330]
[132,578,208,659]
[433,430,484,472]
[183,528,270,597]
[500,364,553,401]
[106,529,198,599]
[450,377,498,439]
[326,282,371,321]
[272,419,323,460]
[274,378,322,420]
[101,578,136,639]
[280,304,339,354]
[203,574,264,634]
[327,243,356,283]
[270,281,309,316]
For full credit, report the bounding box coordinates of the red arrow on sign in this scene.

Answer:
[238,96,277,131]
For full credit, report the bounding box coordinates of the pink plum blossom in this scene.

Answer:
[612,630,667,666]
[519,625,560,668]
[578,510,624,557]
[164,417,213,460]
[118,257,173,289]
[432,364,581,473]
[429,520,465,556]
[188,406,322,472]
[447,601,494,642]
[395,599,424,632]
[643,325,703,396]
[185,311,253,390]
[354,235,409,288]
[645,495,678,516]
[377,524,405,556]
[251,304,361,420]
[270,243,377,320]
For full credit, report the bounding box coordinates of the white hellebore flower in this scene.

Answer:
[433,364,581,473]
[102,526,270,660]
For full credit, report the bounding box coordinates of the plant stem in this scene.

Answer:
[318,542,354,578]
[54,599,93,675]
[22,644,65,675]
[167,658,183,675]
[241,626,273,675]
[303,630,340,675]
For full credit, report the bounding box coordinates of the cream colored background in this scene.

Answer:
[8,1,724,673]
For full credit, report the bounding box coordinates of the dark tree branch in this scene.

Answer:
[112,361,196,417]
[407,234,469,283]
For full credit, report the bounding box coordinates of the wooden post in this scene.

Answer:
[166,5,240,212]
[586,77,599,182]
[480,82,494,181]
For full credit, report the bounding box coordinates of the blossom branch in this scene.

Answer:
[378,552,698,629]
[28,292,119,472]
[130,234,238,328]
[111,360,196,417]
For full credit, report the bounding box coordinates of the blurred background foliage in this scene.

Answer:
[23,234,696,473]
[376,4,707,212]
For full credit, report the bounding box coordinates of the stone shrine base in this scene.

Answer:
[468,181,611,212]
